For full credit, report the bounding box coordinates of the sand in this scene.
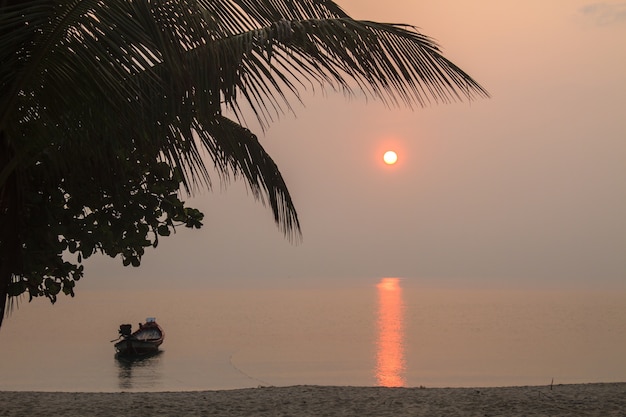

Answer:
[0,383,624,416]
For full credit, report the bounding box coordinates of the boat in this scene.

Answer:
[113,317,164,356]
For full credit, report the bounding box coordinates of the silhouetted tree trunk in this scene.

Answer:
[0,132,21,327]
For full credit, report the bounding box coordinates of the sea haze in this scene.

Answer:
[0,278,624,392]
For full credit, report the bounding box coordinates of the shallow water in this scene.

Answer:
[0,278,624,392]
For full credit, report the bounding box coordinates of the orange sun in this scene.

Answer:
[383,151,398,165]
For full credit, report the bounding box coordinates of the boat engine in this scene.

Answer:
[119,324,132,337]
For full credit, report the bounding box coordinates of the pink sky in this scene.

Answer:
[84,0,626,290]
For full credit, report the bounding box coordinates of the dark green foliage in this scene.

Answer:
[10,152,204,303]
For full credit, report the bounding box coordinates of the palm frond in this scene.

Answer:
[2,0,488,237]
[200,18,489,127]
[194,115,301,239]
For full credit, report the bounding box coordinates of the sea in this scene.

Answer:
[0,277,624,392]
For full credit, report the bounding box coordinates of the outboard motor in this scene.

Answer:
[119,324,132,338]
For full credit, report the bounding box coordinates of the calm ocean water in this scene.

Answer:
[0,277,624,392]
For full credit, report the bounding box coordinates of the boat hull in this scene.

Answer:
[114,338,162,356]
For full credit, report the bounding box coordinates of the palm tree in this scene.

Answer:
[0,0,488,326]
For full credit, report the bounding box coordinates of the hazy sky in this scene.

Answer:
[84,0,625,291]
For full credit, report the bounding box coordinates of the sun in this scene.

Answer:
[383,150,398,165]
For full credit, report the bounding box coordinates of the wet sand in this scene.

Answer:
[1,383,624,416]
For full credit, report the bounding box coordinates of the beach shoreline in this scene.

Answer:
[1,383,624,416]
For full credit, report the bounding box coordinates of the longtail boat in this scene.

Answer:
[113,317,164,356]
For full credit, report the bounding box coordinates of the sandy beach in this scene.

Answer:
[0,383,624,416]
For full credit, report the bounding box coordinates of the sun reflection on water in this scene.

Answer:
[375,277,406,387]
